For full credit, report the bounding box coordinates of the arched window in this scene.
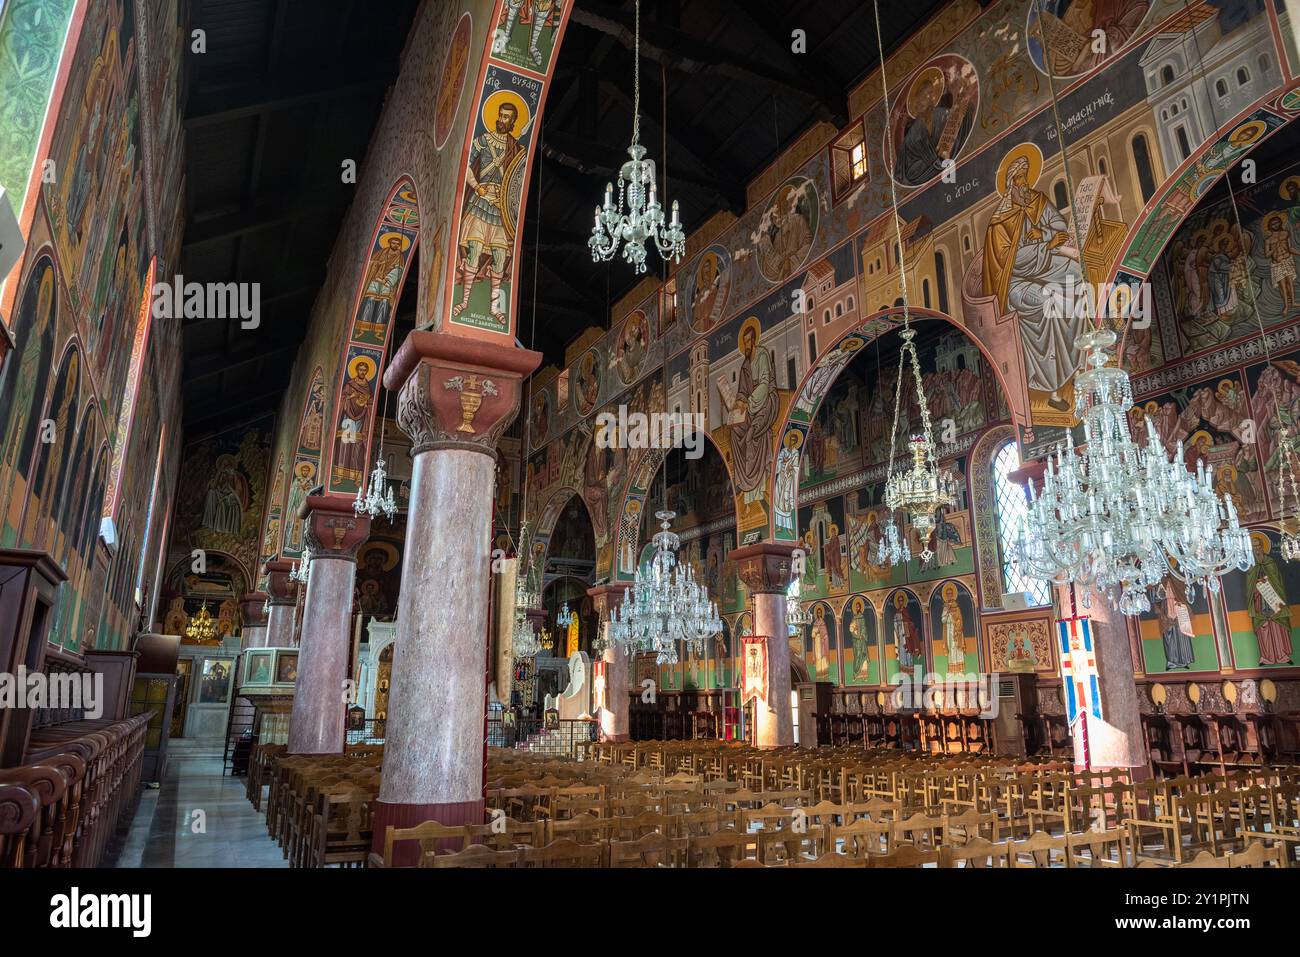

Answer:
[1259,54,1271,75]
[1236,66,1250,86]
[993,441,1052,606]
[1053,179,1069,211]
[1131,133,1155,202]
[1215,77,1228,98]
[835,302,843,317]
[1160,64,1174,85]
[934,250,949,313]
[922,278,931,308]
[1098,156,1108,177]
[847,295,855,311]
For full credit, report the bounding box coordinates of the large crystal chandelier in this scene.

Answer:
[1014,329,1252,614]
[607,510,722,664]
[588,0,685,274]
[877,328,958,566]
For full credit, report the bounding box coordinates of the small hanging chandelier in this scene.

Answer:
[184,601,218,643]
[1279,428,1300,561]
[607,510,722,664]
[868,2,955,571]
[354,393,398,520]
[556,601,574,629]
[785,577,809,635]
[877,328,958,567]
[511,519,543,658]
[289,547,311,586]
[588,0,686,274]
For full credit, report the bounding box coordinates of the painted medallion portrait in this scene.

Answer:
[687,245,732,333]
[887,55,977,188]
[434,13,473,149]
[573,348,601,417]
[531,389,550,447]
[1027,0,1152,79]
[755,177,818,283]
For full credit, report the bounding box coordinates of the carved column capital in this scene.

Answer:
[240,591,270,627]
[300,494,371,560]
[730,542,798,594]
[587,582,631,621]
[264,560,298,606]
[383,330,542,456]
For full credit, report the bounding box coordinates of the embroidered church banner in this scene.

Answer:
[741,635,769,706]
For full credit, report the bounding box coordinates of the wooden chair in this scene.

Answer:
[1065,828,1128,868]
[790,851,867,868]
[939,837,1014,868]
[429,844,521,868]
[379,821,472,867]
[830,817,892,858]
[305,787,372,868]
[521,839,605,868]
[608,831,682,868]
[862,844,939,867]
[1010,830,1068,868]
[685,828,751,868]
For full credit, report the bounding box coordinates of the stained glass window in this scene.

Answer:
[993,441,1051,606]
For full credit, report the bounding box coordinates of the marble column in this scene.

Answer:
[239,592,269,650]
[1071,585,1149,777]
[588,583,630,741]
[286,496,370,756]
[372,330,540,862]
[263,559,298,648]
[731,542,796,748]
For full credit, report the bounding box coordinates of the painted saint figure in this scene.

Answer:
[982,150,1085,412]
[333,358,376,486]
[358,235,407,333]
[1154,576,1195,670]
[1246,534,1294,666]
[891,592,923,670]
[811,605,830,680]
[728,319,778,521]
[773,430,802,538]
[452,100,524,324]
[896,66,973,186]
[939,583,966,672]
[202,455,245,536]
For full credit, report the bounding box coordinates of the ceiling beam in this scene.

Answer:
[567,0,847,125]
[185,78,388,128]
[182,187,354,247]
[541,131,744,214]
[182,385,289,430]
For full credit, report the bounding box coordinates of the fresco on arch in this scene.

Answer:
[799,600,841,684]
[1025,1,1154,79]
[882,588,926,685]
[1128,371,1268,525]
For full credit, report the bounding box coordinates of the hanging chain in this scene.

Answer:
[631,0,641,146]
[884,345,907,480]
[872,0,911,331]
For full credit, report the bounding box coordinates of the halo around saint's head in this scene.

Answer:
[996,142,1044,194]
[482,90,530,135]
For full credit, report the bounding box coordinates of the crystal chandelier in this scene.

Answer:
[877,328,958,566]
[588,0,685,274]
[1014,329,1252,614]
[184,601,218,643]
[511,519,543,658]
[289,547,311,586]
[354,397,398,520]
[785,577,809,636]
[354,453,397,520]
[607,510,722,664]
[556,601,574,629]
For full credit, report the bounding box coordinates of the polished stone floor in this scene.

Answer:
[117,739,287,868]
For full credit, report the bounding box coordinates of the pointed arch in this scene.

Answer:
[967,424,1017,610]
[771,307,1016,544]
[323,178,421,496]
[611,428,739,583]
[20,340,82,549]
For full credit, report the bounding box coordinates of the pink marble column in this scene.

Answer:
[240,592,269,650]
[731,543,797,748]
[286,496,370,756]
[1074,585,1148,776]
[263,560,298,648]
[589,583,630,741]
[372,330,540,862]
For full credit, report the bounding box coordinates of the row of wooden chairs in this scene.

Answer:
[0,714,151,868]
